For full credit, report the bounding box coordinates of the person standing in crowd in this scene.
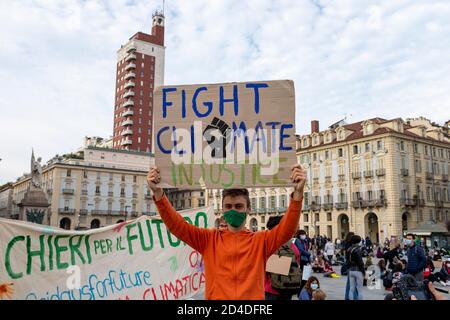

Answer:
[294,229,312,290]
[383,244,401,270]
[264,216,301,300]
[324,238,335,263]
[343,232,355,300]
[405,233,427,281]
[298,276,321,300]
[365,236,373,253]
[346,235,365,300]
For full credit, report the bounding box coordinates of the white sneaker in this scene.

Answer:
[440,281,447,287]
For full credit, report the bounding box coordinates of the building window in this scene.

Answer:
[325,150,329,160]
[365,143,370,152]
[270,196,276,208]
[338,148,343,157]
[121,175,125,182]
[260,197,266,209]
[67,169,71,177]
[327,212,332,221]
[414,143,419,153]
[353,145,359,155]
[251,198,256,210]
[133,176,137,183]
[400,141,405,151]
[424,146,429,155]
[313,153,317,162]
[83,171,88,179]
[95,186,100,195]
[304,214,309,223]
[120,188,125,197]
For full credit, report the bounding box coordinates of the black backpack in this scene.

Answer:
[270,241,302,290]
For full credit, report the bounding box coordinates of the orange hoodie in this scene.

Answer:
[154,194,302,300]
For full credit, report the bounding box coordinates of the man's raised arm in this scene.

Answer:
[148,167,212,254]
[264,165,306,257]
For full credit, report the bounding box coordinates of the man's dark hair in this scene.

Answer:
[405,233,415,239]
[266,216,283,230]
[222,188,250,208]
[350,235,362,245]
[344,232,355,243]
[297,229,307,236]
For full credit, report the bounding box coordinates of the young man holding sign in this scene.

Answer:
[147,164,305,300]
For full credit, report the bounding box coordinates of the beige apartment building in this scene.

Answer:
[296,117,450,244]
[5,139,156,230]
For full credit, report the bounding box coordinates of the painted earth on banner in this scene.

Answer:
[154,80,296,189]
[0,207,213,300]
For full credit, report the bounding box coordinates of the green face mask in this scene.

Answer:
[223,209,247,228]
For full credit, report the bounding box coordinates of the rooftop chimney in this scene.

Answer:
[311,120,319,134]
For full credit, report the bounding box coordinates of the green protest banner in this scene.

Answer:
[0,206,213,300]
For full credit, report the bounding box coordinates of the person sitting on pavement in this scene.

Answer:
[312,289,327,300]
[312,255,326,273]
[298,276,320,300]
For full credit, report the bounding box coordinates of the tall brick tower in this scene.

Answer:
[112,11,165,152]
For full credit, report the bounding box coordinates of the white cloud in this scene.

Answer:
[1,0,450,184]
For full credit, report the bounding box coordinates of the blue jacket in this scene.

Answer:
[294,238,311,263]
[298,288,312,300]
[406,245,426,275]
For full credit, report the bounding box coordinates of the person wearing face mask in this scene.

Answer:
[404,233,427,282]
[146,165,306,300]
[298,276,320,300]
[432,258,450,286]
[294,229,311,290]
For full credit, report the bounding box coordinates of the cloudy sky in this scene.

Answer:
[1,0,450,184]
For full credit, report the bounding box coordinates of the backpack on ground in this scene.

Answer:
[270,241,302,290]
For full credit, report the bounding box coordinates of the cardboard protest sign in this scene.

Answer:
[0,206,213,300]
[266,255,292,276]
[154,80,296,189]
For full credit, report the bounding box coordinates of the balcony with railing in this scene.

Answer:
[123,109,134,117]
[322,203,333,211]
[122,129,133,136]
[268,207,277,214]
[258,208,267,214]
[62,188,74,195]
[122,119,134,126]
[325,176,332,183]
[124,72,136,80]
[126,45,136,53]
[352,172,361,179]
[364,170,373,178]
[302,204,310,212]
[125,53,136,62]
[143,212,157,216]
[374,198,387,207]
[277,206,288,213]
[108,191,114,197]
[121,139,132,146]
[436,200,444,208]
[125,62,136,70]
[81,190,88,196]
[123,100,134,108]
[310,202,321,211]
[352,200,363,209]
[130,211,139,217]
[376,168,386,176]
[79,209,88,215]
[442,174,448,182]
[58,208,76,215]
[400,198,416,207]
[124,81,135,89]
[426,172,433,180]
[132,193,138,199]
[338,174,345,182]
[335,202,348,210]
[124,90,135,98]
[400,169,409,176]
